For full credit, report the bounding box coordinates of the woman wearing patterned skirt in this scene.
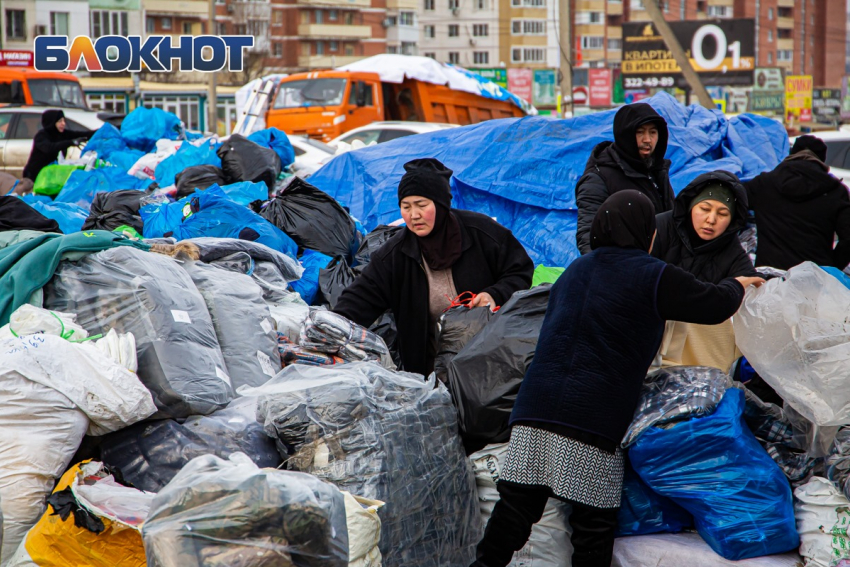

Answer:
[471,190,765,567]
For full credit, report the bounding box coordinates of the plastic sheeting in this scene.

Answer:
[629,388,799,561]
[120,107,184,153]
[187,237,303,283]
[142,453,349,567]
[616,458,692,537]
[794,476,850,567]
[735,262,850,427]
[250,362,482,567]
[156,142,221,189]
[309,92,788,268]
[612,533,802,567]
[26,201,87,234]
[55,167,152,209]
[290,249,333,305]
[434,305,493,384]
[300,309,394,368]
[44,246,234,419]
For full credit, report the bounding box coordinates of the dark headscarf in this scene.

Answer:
[791,135,828,162]
[612,103,669,172]
[41,109,65,140]
[590,190,657,252]
[398,158,462,270]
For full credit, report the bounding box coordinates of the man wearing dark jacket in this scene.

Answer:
[575,103,675,254]
[744,135,850,270]
[19,109,95,192]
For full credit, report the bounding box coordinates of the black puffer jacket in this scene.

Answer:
[744,151,850,270]
[575,103,675,254]
[652,171,757,284]
[22,109,95,181]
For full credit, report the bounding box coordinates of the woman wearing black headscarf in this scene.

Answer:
[333,158,534,376]
[19,109,95,193]
[471,191,764,567]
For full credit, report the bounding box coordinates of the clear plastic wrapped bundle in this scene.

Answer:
[250,362,482,567]
[299,310,394,369]
[44,246,234,419]
[142,453,349,567]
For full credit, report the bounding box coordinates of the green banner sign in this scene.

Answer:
[533,69,557,107]
[470,68,508,90]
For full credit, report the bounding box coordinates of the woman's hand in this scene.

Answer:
[735,276,766,289]
[470,292,496,311]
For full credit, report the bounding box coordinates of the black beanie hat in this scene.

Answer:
[397,158,453,208]
[42,109,64,130]
[791,135,828,162]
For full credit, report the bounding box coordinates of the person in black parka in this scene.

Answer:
[744,135,850,271]
[21,109,95,186]
[471,191,764,567]
[333,158,534,377]
[652,170,758,284]
[574,103,675,255]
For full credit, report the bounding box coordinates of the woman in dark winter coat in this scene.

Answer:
[333,158,534,376]
[20,109,95,190]
[471,190,764,567]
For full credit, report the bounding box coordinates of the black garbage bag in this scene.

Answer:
[354,225,403,268]
[82,189,147,233]
[0,196,61,233]
[187,236,303,282]
[370,311,400,369]
[446,285,550,454]
[317,256,357,308]
[260,177,358,261]
[434,305,494,384]
[216,134,281,190]
[100,398,281,493]
[174,165,227,198]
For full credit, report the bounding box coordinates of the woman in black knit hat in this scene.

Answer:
[333,157,534,376]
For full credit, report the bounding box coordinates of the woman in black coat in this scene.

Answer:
[19,109,95,191]
[333,158,534,376]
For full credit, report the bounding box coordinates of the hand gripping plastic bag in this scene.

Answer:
[184,261,281,390]
[260,177,359,261]
[216,134,281,190]
[795,476,850,567]
[734,262,850,426]
[120,107,184,153]
[0,334,156,561]
[98,396,281,493]
[142,452,349,567]
[629,388,799,560]
[616,457,692,537]
[250,362,482,567]
[8,461,153,567]
[434,305,493,384]
[32,164,82,196]
[44,246,234,419]
[82,190,147,233]
[247,127,296,169]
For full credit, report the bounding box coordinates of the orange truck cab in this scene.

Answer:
[266,70,526,142]
[0,68,89,109]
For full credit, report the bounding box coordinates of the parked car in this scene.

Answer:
[791,131,850,183]
[0,106,110,178]
[288,134,335,178]
[326,121,459,149]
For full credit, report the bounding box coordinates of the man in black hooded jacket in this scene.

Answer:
[744,135,850,271]
[574,103,675,254]
[19,109,95,192]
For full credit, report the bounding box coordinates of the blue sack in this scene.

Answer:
[616,458,692,537]
[290,249,333,305]
[26,201,88,234]
[82,123,127,160]
[219,181,268,207]
[140,197,187,239]
[20,194,53,205]
[155,141,222,187]
[248,128,295,169]
[629,388,799,560]
[107,149,145,173]
[120,107,184,153]
[55,167,153,209]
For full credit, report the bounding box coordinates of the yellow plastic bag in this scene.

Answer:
[13,461,152,567]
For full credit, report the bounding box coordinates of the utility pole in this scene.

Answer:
[558,0,572,116]
[641,0,714,110]
[207,0,218,135]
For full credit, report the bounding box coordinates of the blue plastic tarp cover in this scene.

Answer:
[120,107,184,153]
[628,388,799,560]
[308,92,788,268]
[248,128,295,169]
[140,186,297,258]
[155,141,221,187]
[616,457,692,537]
[26,200,88,234]
[219,181,268,207]
[55,167,153,209]
[290,248,333,305]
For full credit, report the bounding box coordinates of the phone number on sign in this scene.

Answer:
[624,77,676,88]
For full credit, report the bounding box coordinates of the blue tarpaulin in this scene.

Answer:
[309,92,789,268]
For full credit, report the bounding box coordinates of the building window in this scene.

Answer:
[49,12,69,36]
[576,11,603,24]
[768,7,773,20]
[448,52,460,64]
[607,38,621,50]
[767,51,773,64]
[316,41,325,55]
[216,96,237,137]
[448,24,459,37]
[274,43,283,56]
[706,6,731,18]
[473,24,489,36]
[580,36,605,49]
[630,0,644,8]
[400,12,414,25]
[146,16,155,33]
[5,10,25,40]
[388,45,399,54]
[183,22,193,34]
[344,12,354,24]
[777,49,793,61]
[767,30,773,42]
[216,22,226,34]
[477,0,488,9]
[424,52,436,59]
[512,19,545,35]
[161,17,172,30]
[301,42,310,56]
[511,0,546,7]
[424,24,435,38]
[145,95,201,132]
[473,51,489,64]
[449,0,460,9]
[235,23,247,34]
[330,40,339,51]
[424,0,435,10]
[274,10,284,24]
[511,47,545,62]
[301,11,310,24]
[345,43,354,55]
[91,10,129,38]
[86,93,127,114]
[401,41,416,55]
[316,10,323,24]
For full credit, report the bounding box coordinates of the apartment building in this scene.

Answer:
[418,0,500,67]
[386,0,419,55]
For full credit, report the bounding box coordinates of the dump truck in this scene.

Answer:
[0,67,89,109]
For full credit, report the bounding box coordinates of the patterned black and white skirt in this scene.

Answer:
[500,425,625,509]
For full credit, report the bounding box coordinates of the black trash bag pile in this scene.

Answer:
[142,452,349,567]
[446,285,550,454]
[82,189,148,233]
[216,134,281,190]
[175,165,227,199]
[317,256,357,308]
[184,261,281,390]
[0,195,62,233]
[354,225,403,269]
[44,246,234,419]
[255,362,482,567]
[434,305,494,384]
[99,397,281,492]
[261,177,359,261]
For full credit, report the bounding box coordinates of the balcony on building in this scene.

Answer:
[777,0,794,8]
[298,23,372,38]
[777,38,794,51]
[607,0,623,16]
[144,0,208,16]
[387,0,418,9]
[776,16,794,29]
[577,0,605,10]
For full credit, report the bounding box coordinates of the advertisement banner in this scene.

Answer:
[471,68,508,90]
[532,69,557,107]
[507,68,533,104]
[754,67,784,91]
[748,91,784,113]
[588,69,612,107]
[813,88,842,123]
[841,77,850,120]
[786,75,813,122]
[622,19,755,88]
[0,50,33,67]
